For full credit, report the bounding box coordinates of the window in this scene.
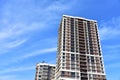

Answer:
[71,57,75,61]
[71,54,75,61]
[71,32,74,34]
[71,28,74,32]
[61,71,65,77]
[71,43,74,46]
[71,35,74,38]
[63,60,65,62]
[71,37,74,41]
[71,54,74,57]
[63,56,65,60]
[71,49,74,52]
[91,56,94,63]
[76,54,79,61]
[71,72,75,78]
[62,63,65,66]
[71,41,74,43]
[62,71,65,74]
[39,75,41,77]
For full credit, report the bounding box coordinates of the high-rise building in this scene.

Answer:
[35,63,55,80]
[55,15,106,80]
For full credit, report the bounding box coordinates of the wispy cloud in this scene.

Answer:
[106,62,120,69]
[104,52,120,62]
[22,47,57,59]
[0,23,41,53]
[0,66,34,74]
[0,47,57,66]
[4,39,27,48]
[0,39,28,54]
[99,16,120,40]
[0,0,75,54]
[0,75,17,80]
[0,0,79,80]
[45,0,73,12]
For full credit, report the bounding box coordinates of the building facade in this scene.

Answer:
[35,63,55,80]
[55,15,106,80]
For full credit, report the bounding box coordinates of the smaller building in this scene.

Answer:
[35,62,55,80]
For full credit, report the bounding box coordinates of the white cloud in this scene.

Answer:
[5,39,27,48]
[0,23,41,52]
[45,0,72,12]
[99,27,120,40]
[106,62,120,69]
[19,47,57,60]
[0,75,17,80]
[104,52,120,62]
[0,47,57,66]
[102,44,120,64]
[0,66,34,74]
[99,16,120,40]
[0,39,28,54]
[0,1,77,80]
[0,22,44,40]
[0,0,75,53]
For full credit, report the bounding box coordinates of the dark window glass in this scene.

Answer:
[62,71,65,74]
[71,43,74,47]
[71,54,74,57]
[71,41,74,43]
[61,71,65,77]
[91,56,94,63]
[71,35,74,38]
[71,54,75,61]
[71,37,74,40]
[71,49,74,52]
[71,57,75,61]
[71,72,75,78]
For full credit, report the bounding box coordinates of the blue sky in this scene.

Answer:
[0,0,120,80]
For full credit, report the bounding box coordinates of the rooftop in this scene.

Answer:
[63,15,97,22]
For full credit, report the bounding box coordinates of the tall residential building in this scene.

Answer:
[55,15,106,80]
[35,63,55,80]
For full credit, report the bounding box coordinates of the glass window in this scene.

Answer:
[91,56,94,63]
[71,72,75,78]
